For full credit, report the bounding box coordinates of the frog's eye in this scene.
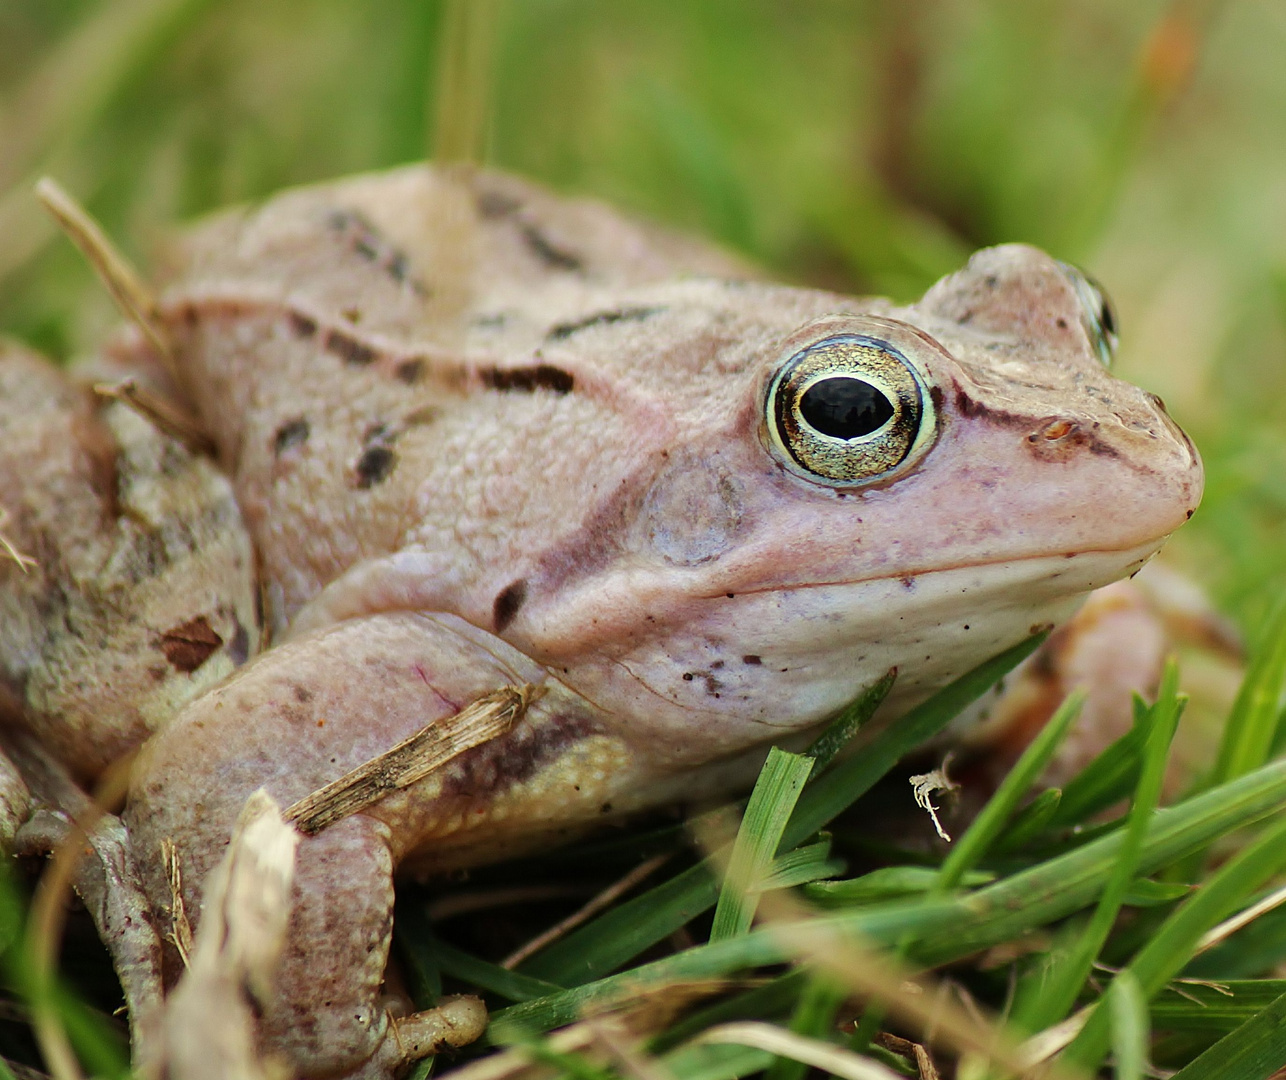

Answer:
[766,335,937,487]
[1060,263,1119,368]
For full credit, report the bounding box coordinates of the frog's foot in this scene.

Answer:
[0,339,260,779]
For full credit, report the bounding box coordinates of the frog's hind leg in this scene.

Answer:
[124,612,587,1078]
[0,338,261,780]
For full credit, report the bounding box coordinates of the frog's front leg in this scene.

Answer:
[126,611,631,1079]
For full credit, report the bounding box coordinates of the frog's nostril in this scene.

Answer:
[1037,418,1076,441]
[1148,392,1169,415]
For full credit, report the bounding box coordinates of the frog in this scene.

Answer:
[0,163,1202,1078]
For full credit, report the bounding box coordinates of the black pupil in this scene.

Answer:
[799,377,894,439]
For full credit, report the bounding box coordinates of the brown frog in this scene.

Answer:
[0,164,1202,1077]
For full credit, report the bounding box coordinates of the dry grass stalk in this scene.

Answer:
[34,177,176,377]
[695,1021,904,1080]
[144,790,298,1080]
[94,379,216,457]
[501,852,673,970]
[283,685,535,835]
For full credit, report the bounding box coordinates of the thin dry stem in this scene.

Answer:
[283,685,536,834]
[26,755,135,1080]
[500,852,672,969]
[162,838,194,969]
[0,507,38,573]
[1194,879,1286,955]
[95,379,215,457]
[35,177,176,377]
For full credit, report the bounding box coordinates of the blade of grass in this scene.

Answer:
[761,977,850,1080]
[1165,989,1286,1080]
[711,749,814,942]
[1209,593,1286,787]
[936,688,1085,891]
[992,787,1062,852]
[491,756,1286,1037]
[1061,809,1286,1074]
[804,668,897,772]
[1152,980,1286,1032]
[781,632,1048,850]
[1047,697,1148,828]
[1014,663,1184,1033]
[519,637,1042,984]
[1108,971,1149,1080]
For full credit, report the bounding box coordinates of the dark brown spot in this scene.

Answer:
[480,364,574,394]
[395,358,425,384]
[158,616,224,674]
[403,405,439,427]
[293,684,312,703]
[341,307,362,325]
[520,224,582,272]
[1056,317,1068,329]
[742,654,762,666]
[547,307,664,341]
[289,311,317,338]
[477,190,521,218]
[354,445,397,488]
[273,417,310,455]
[493,579,527,632]
[325,329,377,367]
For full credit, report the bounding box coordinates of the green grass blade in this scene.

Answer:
[781,631,1048,850]
[492,758,1286,1037]
[1165,990,1286,1080]
[1015,663,1183,1032]
[1048,702,1147,828]
[762,975,850,1080]
[993,787,1063,852]
[432,938,564,1002]
[1210,594,1286,786]
[1108,970,1149,1080]
[805,668,897,772]
[1152,980,1286,1032]
[806,866,993,907]
[711,748,814,942]
[1063,809,1286,1073]
[521,636,1042,984]
[936,688,1085,890]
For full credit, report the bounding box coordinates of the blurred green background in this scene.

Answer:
[1,0,1284,630]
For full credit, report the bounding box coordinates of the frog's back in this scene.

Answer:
[149,166,754,630]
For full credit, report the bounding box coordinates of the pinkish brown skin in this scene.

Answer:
[1,165,1201,1077]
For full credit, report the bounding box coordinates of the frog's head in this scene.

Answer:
[491,244,1201,764]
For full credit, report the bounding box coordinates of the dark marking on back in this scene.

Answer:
[158,616,224,674]
[547,306,664,342]
[493,579,528,632]
[477,190,521,218]
[480,364,574,394]
[273,417,310,456]
[327,208,427,294]
[742,654,762,666]
[352,422,400,489]
[289,312,317,338]
[521,224,583,272]
[395,358,425,384]
[354,445,396,488]
[325,329,378,367]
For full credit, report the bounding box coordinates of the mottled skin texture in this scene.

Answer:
[0,165,1201,1077]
